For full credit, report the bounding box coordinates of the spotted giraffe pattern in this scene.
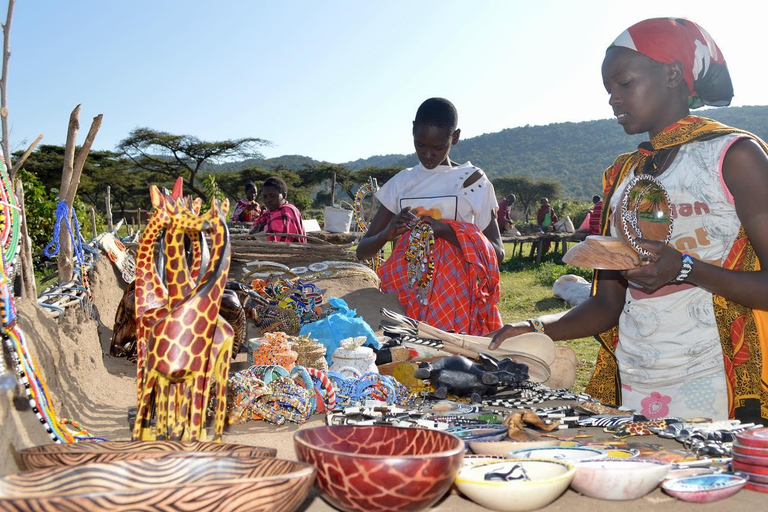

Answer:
[133,193,233,442]
[294,426,464,512]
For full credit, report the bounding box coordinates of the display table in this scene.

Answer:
[223,408,765,511]
[502,232,587,266]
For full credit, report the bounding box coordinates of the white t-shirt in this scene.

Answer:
[375,161,498,231]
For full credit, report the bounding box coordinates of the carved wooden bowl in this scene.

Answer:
[294,425,464,512]
[13,440,277,471]
[0,456,314,512]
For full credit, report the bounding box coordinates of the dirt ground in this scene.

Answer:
[1,256,765,511]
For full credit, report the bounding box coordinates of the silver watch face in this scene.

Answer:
[620,175,673,257]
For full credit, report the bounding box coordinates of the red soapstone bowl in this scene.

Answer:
[294,425,464,512]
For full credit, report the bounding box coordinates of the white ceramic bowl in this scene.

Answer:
[570,459,670,500]
[662,473,747,503]
[455,459,575,511]
[508,446,606,462]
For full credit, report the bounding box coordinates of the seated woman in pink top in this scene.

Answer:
[248,176,306,243]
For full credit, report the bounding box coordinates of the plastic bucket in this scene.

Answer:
[324,206,353,233]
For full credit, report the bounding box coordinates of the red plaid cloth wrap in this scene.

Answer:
[378,220,502,335]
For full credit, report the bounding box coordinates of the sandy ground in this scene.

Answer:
[1,256,765,510]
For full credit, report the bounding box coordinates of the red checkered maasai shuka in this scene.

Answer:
[378,220,502,335]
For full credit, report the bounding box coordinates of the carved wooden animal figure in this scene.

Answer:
[132,187,214,435]
[110,192,207,363]
[414,354,527,403]
[133,196,233,442]
[133,187,175,431]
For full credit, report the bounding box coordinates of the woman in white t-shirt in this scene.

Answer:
[357,98,504,335]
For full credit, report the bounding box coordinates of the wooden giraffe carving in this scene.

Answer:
[132,187,173,433]
[133,195,233,441]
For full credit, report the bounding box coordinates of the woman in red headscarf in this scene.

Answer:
[491,18,768,425]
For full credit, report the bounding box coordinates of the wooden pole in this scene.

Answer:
[57,106,80,284]
[15,179,35,298]
[0,0,16,171]
[90,207,97,239]
[137,208,142,230]
[105,185,113,231]
[57,107,102,284]
[330,172,336,207]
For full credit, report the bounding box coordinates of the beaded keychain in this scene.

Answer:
[404,221,436,305]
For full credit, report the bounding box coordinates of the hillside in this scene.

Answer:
[209,105,768,200]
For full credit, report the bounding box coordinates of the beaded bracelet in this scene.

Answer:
[308,368,336,409]
[528,317,545,333]
[290,365,317,413]
[247,364,290,384]
[675,252,694,282]
[258,376,314,425]
[354,373,397,403]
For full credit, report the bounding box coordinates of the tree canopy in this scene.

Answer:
[117,128,269,201]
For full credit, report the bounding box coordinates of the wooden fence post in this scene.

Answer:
[105,185,113,232]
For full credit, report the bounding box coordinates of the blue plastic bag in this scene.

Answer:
[299,297,380,364]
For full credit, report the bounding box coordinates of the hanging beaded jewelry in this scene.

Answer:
[353,178,384,271]
[405,221,435,305]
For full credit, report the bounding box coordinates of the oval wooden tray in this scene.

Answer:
[13,440,277,471]
[0,456,314,512]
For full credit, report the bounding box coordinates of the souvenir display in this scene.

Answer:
[294,425,464,512]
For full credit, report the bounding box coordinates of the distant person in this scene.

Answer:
[588,195,603,235]
[356,97,503,335]
[231,180,262,223]
[497,193,516,234]
[490,18,768,424]
[536,197,558,253]
[248,176,306,242]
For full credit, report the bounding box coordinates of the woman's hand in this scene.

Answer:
[621,239,684,291]
[382,207,419,241]
[419,216,450,239]
[488,322,532,350]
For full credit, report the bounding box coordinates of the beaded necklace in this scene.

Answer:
[353,179,383,271]
[405,221,435,305]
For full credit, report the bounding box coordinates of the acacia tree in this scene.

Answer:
[117,127,269,201]
[492,175,560,223]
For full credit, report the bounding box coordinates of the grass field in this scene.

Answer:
[498,242,598,393]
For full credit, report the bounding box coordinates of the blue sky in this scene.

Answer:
[6,1,767,163]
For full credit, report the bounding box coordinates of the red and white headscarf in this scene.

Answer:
[610,18,733,109]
